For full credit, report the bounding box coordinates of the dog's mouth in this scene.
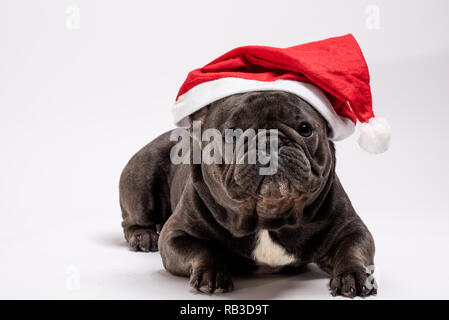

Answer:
[255,195,294,217]
[254,174,317,218]
[222,164,317,221]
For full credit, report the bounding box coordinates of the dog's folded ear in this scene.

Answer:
[325,123,332,139]
[177,105,210,127]
[173,105,210,154]
[189,105,209,124]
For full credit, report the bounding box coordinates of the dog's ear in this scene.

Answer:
[325,123,332,139]
[189,106,209,124]
[174,106,210,152]
[177,106,210,127]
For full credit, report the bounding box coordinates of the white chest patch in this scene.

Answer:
[252,229,296,267]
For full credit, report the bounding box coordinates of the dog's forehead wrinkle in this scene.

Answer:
[216,91,330,133]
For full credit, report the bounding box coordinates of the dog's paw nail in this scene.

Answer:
[208,280,215,291]
[331,287,338,297]
[343,287,356,298]
[193,279,200,289]
[350,287,356,297]
[361,286,368,297]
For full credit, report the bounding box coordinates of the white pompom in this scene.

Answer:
[357,117,391,154]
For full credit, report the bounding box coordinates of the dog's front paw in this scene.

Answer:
[330,270,377,298]
[189,266,234,294]
[128,227,159,252]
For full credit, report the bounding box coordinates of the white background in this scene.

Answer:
[1,0,448,299]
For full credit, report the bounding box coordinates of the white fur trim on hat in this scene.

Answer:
[357,117,391,154]
[172,78,355,141]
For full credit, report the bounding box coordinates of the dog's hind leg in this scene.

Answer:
[119,132,174,252]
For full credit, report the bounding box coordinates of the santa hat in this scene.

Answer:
[172,34,391,154]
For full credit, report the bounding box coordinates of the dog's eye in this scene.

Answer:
[298,122,313,137]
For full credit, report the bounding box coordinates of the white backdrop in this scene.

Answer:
[1,0,448,299]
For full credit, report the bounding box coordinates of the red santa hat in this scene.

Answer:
[172,34,391,154]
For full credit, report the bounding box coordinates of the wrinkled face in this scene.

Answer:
[198,91,334,232]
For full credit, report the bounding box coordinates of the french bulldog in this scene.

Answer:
[119,91,377,298]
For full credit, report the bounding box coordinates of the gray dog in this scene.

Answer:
[119,91,377,298]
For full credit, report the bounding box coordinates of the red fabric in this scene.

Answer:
[176,34,374,124]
